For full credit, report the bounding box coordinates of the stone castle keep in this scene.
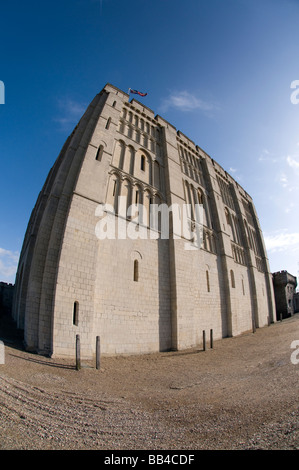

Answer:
[12,83,276,358]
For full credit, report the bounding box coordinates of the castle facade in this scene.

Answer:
[12,83,276,358]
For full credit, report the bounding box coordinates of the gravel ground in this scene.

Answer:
[0,314,298,450]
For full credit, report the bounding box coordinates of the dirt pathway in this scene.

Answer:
[0,315,298,450]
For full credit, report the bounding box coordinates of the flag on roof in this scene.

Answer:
[129,88,148,97]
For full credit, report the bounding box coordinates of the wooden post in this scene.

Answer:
[203,330,206,351]
[210,329,213,349]
[96,336,100,370]
[76,334,81,371]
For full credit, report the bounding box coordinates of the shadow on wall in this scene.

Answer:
[158,237,172,351]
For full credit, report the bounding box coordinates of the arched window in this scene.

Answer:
[95,145,104,162]
[113,180,117,196]
[230,270,235,288]
[134,260,139,282]
[73,301,79,326]
[206,270,210,292]
[141,155,145,171]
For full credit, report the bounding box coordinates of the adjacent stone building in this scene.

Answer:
[272,270,297,319]
[0,282,14,316]
[12,83,276,358]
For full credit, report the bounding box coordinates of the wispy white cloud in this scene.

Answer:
[284,202,295,214]
[0,248,19,283]
[278,154,299,192]
[261,150,299,193]
[286,154,299,171]
[258,148,278,163]
[264,230,299,253]
[279,172,288,188]
[159,90,218,114]
[53,98,87,130]
[229,167,243,182]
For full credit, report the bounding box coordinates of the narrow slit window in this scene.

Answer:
[135,189,139,204]
[95,145,104,161]
[73,301,79,326]
[134,260,139,282]
[112,180,117,197]
[230,270,235,288]
[141,155,145,171]
[105,117,111,130]
[206,271,210,292]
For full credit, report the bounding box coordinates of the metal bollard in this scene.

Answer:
[76,334,81,370]
[96,336,101,370]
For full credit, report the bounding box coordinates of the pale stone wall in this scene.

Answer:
[52,194,98,358]
[12,83,276,359]
[93,236,171,355]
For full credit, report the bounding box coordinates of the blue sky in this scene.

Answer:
[1,0,299,286]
